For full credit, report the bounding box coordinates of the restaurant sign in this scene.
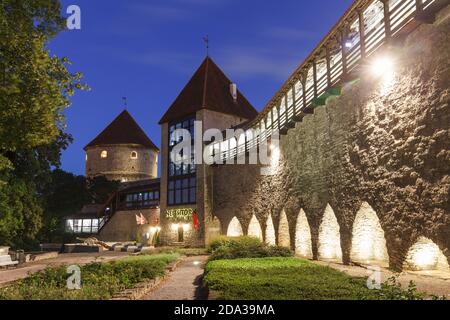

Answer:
[165,208,194,222]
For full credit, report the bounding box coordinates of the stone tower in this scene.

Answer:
[158,57,258,247]
[84,110,159,182]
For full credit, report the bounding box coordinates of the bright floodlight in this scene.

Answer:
[370,56,394,77]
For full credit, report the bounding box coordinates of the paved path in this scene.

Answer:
[315,261,450,298]
[0,252,130,287]
[144,256,208,300]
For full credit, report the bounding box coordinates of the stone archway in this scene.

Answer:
[205,216,222,245]
[403,237,450,272]
[265,215,276,246]
[295,209,313,259]
[318,204,343,262]
[278,210,290,248]
[247,215,263,241]
[350,202,389,266]
[227,217,243,237]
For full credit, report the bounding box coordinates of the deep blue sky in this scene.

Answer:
[51,0,353,175]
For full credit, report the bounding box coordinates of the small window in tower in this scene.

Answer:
[85,154,88,161]
[131,151,138,159]
[101,151,108,158]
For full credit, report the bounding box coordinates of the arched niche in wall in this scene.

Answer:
[205,216,222,245]
[226,216,244,237]
[350,202,389,266]
[403,237,450,272]
[318,204,343,263]
[278,209,291,248]
[247,215,263,241]
[265,215,276,246]
[295,209,313,259]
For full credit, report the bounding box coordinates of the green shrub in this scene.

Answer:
[265,246,294,258]
[0,253,179,300]
[208,236,293,261]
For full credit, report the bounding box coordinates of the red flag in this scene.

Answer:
[140,213,148,225]
[193,211,199,231]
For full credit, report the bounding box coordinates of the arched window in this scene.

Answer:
[131,151,138,159]
[101,150,108,158]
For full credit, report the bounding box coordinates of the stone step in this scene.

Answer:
[126,246,139,253]
[0,255,18,267]
[0,247,9,256]
[0,255,13,263]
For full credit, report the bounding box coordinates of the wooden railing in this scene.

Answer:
[207,0,442,164]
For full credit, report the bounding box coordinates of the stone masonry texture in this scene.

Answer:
[209,8,450,271]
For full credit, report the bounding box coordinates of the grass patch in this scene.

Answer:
[204,257,425,300]
[0,253,179,300]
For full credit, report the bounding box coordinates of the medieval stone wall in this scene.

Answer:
[210,8,450,271]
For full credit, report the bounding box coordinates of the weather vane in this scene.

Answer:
[203,35,209,57]
[122,96,127,109]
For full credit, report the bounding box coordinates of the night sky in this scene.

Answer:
[50,0,353,175]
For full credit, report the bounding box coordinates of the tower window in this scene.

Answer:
[101,151,108,158]
[167,116,196,206]
[131,151,138,159]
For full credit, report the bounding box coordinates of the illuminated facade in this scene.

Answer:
[65,1,449,274]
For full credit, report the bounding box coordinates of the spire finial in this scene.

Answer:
[122,96,128,109]
[203,35,209,57]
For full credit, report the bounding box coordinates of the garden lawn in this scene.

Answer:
[0,253,179,300]
[203,257,423,300]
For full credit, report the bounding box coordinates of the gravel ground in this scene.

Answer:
[314,260,450,298]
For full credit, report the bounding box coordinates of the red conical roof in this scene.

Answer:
[159,57,258,124]
[84,110,159,151]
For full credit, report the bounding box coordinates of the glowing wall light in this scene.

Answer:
[318,204,343,262]
[369,54,396,95]
[370,56,394,78]
[350,202,389,265]
[295,209,313,259]
[265,215,276,246]
[270,144,280,168]
[171,223,179,232]
[278,210,290,248]
[404,237,450,272]
[227,216,244,237]
[247,215,263,241]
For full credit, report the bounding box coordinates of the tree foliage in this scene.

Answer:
[39,171,120,243]
[0,0,86,248]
